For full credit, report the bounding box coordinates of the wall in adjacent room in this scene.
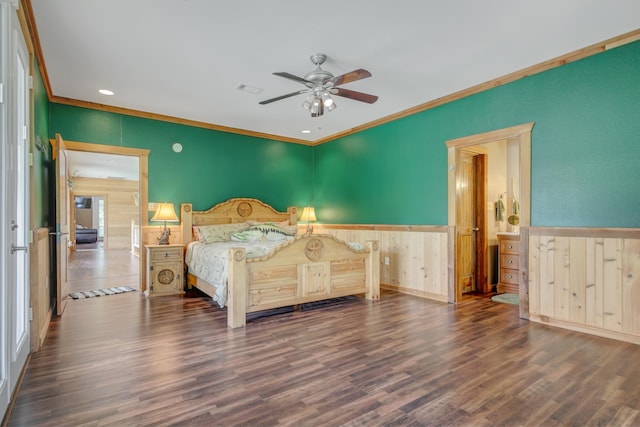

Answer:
[72,177,138,249]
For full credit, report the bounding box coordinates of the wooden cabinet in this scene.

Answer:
[145,244,184,297]
[497,234,519,294]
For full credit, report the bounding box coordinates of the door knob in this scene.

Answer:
[11,244,28,254]
[472,227,480,231]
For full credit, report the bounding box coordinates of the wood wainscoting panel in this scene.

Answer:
[623,238,640,334]
[316,225,449,301]
[30,228,52,352]
[529,230,640,344]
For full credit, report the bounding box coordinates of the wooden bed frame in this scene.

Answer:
[180,198,380,327]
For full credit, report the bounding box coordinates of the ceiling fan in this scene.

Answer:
[259,53,378,117]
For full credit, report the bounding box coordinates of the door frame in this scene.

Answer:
[446,122,533,319]
[50,137,150,300]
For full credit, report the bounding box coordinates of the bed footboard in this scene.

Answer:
[365,240,381,301]
[226,235,380,328]
[227,248,248,328]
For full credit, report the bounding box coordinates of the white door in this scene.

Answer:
[0,1,31,418]
[55,134,70,315]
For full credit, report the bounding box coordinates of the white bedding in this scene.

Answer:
[185,239,290,307]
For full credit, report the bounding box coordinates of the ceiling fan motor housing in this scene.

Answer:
[305,53,333,85]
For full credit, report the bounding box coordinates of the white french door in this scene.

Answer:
[0,0,31,419]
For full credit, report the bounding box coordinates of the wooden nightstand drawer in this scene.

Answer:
[499,239,519,254]
[500,253,518,269]
[150,247,182,261]
[500,268,519,285]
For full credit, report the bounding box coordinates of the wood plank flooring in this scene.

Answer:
[6,285,640,426]
[67,246,140,293]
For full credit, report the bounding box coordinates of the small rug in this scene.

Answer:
[491,293,519,305]
[69,286,136,300]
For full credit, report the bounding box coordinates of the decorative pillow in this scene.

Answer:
[249,222,297,242]
[230,229,263,242]
[194,223,250,244]
[246,221,297,236]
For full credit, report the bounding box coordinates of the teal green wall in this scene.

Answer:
[48,105,314,216]
[32,58,51,228]
[39,40,640,228]
[314,40,640,228]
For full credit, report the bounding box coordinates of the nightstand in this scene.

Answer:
[145,244,185,297]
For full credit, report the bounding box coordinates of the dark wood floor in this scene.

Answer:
[6,288,640,426]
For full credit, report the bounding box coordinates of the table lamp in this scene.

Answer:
[151,202,179,244]
[300,206,317,234]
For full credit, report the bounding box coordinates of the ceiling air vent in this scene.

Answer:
[236,84,263,95]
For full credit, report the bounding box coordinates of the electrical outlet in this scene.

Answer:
[148,202,158,212]
[384,256,390,265]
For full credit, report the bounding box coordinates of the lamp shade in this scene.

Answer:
[151,202,179,223]
[300,206,317,222]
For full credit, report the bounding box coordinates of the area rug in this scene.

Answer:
[69,286,136,300]
[491,293,519,305]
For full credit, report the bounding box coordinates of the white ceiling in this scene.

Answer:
[31,0,640,145]
[67,151,139,181]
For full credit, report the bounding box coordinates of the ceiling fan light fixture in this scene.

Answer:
[322,91,336,112]
[310,95,324,117]
[302,94,314,111]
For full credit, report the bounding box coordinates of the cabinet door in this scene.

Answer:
[150,262,183,294]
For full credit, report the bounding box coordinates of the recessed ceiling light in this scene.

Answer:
[99,89,114,96]
[301,130,311,134]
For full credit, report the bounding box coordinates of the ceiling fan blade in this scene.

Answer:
[273,72,313,86]
[329,69,372,86]
[259,89,308,105]
[333,87,378,104]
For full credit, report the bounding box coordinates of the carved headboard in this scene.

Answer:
[180,198,298,244]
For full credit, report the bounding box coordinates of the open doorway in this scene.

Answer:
[446,123,533,319]
[60,141,149,295]
[67,152,139,292]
